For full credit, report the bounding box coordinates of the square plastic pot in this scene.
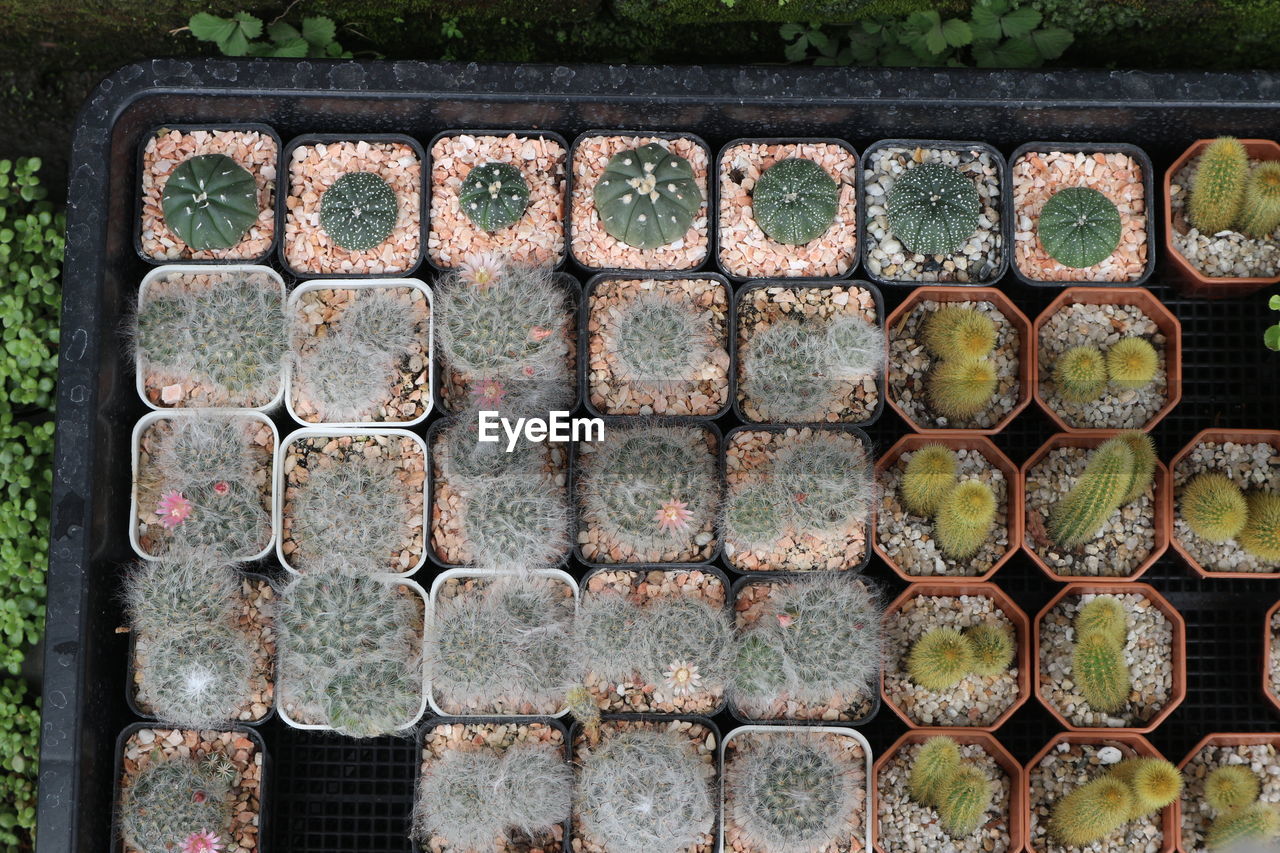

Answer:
[1265,599,1280,716]
[1032,582,1187,734]
[1021,432,1171,582]
[873,434,1022,583]
[1032,286,1182,433]
[1175,732,1280,853]
[883,285,1032,434]
[881,582,1031,732]
[1164,138,1280,299]
[1168,427,1280,579]
[872,729,1025,853]
[1007,141,1156,288]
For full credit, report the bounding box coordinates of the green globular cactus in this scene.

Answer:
[1206,802,1280,850]
[773,433,874,535]
[1204,765,1262,814]
[1048,438,1136,549]
[1106,337,1160,392]
[1075,596,1128,646]
[119,757,233,853]
[1239,161,1280,238]
[722,482,787,552]
[324,658,424,738]
[593,142,703,249]
[900,444,959,517]
[908,736,962,807]
[887,162,981,256]
[936,765,994,838]
[907,627,975,692]
[1240,492,1280,562]
[1181,472,1249,544]
[319,171,398,251]
[921,306,997,362]
[935,480,997,560]
[1189,137,1250,235]
[751,157,839,245]
[457,474,573,570]
[161,153,259,250]
[609,293,712,385]
[1048,775,1135,847]
[1111,758,1182,819]
[458,162,531,231]
[1037,186,1123,268]
[1072,631,1131,713]
[926,357,998,420]
[965,623,1015,677]
[1116,431,1158,505]
[289,453,410,568]
[1053,345,1109,404]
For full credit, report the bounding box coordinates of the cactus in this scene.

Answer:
[1106,337,1160,391]
[926,357,998,420]
[751,157,839,245]
[1239,491,1280,562]
[457,474,572,570]
[937,765,994,838]
[638,596,735,695]
[921,305,997,362]
[323,658,424,738]
[1116,431,1158,505]
[886,162,981,256]
[458,161,531,232]
[908,736,962,807]
[1072,631,1131,713]
[1048,438,1136,549]
[439,416,546,490]
[727,733,862,853]
[907,627,975,691]
[289,452,411,568]
[340,288,419,356]
[1239,161,1280,238]
[1189,137,1250,235]
[1205,802,1280,850]
[1037,186,1123,268]
[593,142,703,249]
[319,171,398,251]
[576,729,715,853]
[608,292,712,385]
[1204,765,1262,814]
[161,153,259,251]
[722,482,787,551]
[935,480,997,559]
[965,623,1015,677]
[773,432,875,535]
[119,757,233,853]
[573,593,647,685]
[823,314,886,380]
[1075,596,1128,645]
[1111,758,1182,819]
[1053,345,1109,403]
[565,684,603,745]
[900,444,959,517]
[1048,775,1135,846]
[1181,472,1249,544]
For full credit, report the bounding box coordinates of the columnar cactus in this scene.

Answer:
[1117,431,1158,505]
[751,157,839,245]
[936,766,995,838]
[900,444,959,517]
[1048,437,1143,550]
[934,480,997,560]
[907,627,975,691]
[609,293,712,384]
[1049,775,1135,846]
[908,736,961,807]
[1206,802,1280,850]
[1074,596,1128,645]
[1037,186,1123,268]
[1181,472,1249,543]
[593,142,703,249]
[1189,137,1249,235]
[1072,630,1132,713]
[1053,345,1109,403]
[1204,765,1262,814]
[926,356,998,420]
[1106,337,1159,391]
[1239,491,1280,561]
[1239,161,1280,238]
[319,171,398,251]
[161,153,259,250]
[458,162,531,231]
[119,757,233,853]
[921,306,997,362]
[887,162,981,256]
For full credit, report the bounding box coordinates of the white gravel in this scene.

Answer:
[1173,439,1280,573]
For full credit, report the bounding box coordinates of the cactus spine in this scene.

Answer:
[908,736,962,807]
[1075,596,1128,645]
[922,306,997,362]
[1048,775,1135,846]
[1190,137,1250,235]
[1239,491,1280,562]
[900,444,959,517]
[1072,630,1132,713]
[907,627,975,691]
[1106,337,1160,391]
[1181,472,1249,543]
[1112,757,1183,818]
[1116,431,1158,505]
[965,623,1015,677]
[1204,765,1262,814]
[1048,438,1136,549]
[1239,161,1280,238]
[1205,802,1280,850]
[926,356,998,420]
[936,765,994,838]
[1054,345,1109,403]
[119,757,233,853]
[935,479,997,560]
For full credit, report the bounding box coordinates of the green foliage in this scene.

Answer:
[0,678,39,853]
[751,157,839,245]
[458,162,531,232]
[964,623,1014,676]
[186,11,355,57]
[1048,775,1134,846]
[593,142,703,249]
[1204,765,1261,814]
[907,627,974,691]
[1106,337,1159,392]
[921,306,996,362]
[1189,136,1249,235]
[1239,161,1280,238]
[1206,801,1280,850]
[937,766,994,838]
[160,153,258,251]
[926,356,998,420]
[1072,630,1131,713]
[0,418,52,676]
[1240,491,1280,562]
[1074,595,1127,645]
[1053,345,1108,403]
[934,479,997,559]
[900,444,958,517]
[1037,186,1122,268]
[1181,472,1248,544]
[119,757,232,853]
[908,736,962,807]
[887,162,980,256]
[1266,295,1280,353]
[1048,437,1135,549]
[319,171,398,252]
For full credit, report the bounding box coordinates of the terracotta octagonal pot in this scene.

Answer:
[872,728,1026,853]
[1021,431,1171,583]
[1168,428,1280,579]
[874,434,1022,584]
[884,286,1033,435]
[1264,598,1280,716]
[1032,286,1181,434]
[1176,732,1280,853]
[881,582,1031,732]
[1033,582,1187,734]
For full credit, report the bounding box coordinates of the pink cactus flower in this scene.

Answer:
[655,498,694,533]
[530,325,553,342]
[470,379,506,409]
[777,613,794,628]
[458,252,504,289]
[180,830,223,853]
[212,481,230,496]
[156,491,193,529]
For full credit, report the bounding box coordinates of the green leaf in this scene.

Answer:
[907,10,941,31]
[267,21,301,44]
[188,13,236,44]
[924,22,947,54]
[807,29,832,51]
[780,23,805,39]
[942,18,972,47]
[220,30,250,56]
[302,16,337,47]
[272,37,311,57]
[1266,325,1280,351]
[1268,294,1280,310]
[969,3,1002,41]
[784,38,809,61]
[1000,6,1042,37]
[982,35,1041,67]
[1031,27,1073,59]
[233,11,263,39]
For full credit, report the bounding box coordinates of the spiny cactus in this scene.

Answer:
[907,627,975,691]
[921,305,997,362]
[908,736,962,807]
[751,157,839,245]
[439,415,546,490]
[289,452,411,568]
[1048,438,1136,549]
[1239,491,1280,562]
[887,162,981,256]
[728,733,862,853]
[824,314,887,380]
[721,482,787,551]
[458,161,531,232]
[937,765,994,838]
[1206,802,1280,850]
[1239,161,1280,238]
[1116,431,1158,505]
[324,657,424,738]
[1181,472,1249,543]
[965,623,1015,677]
[1072,630,1132,713]
[926,356,998,420]
[162,153,259,251]
[319,171,398,251]
[608,291,713,384]
[593,142,703,250]
[119,757,233,853]
[457,474,573,570]
[1189,137,1250,235]
[900,444,959,517]
[1037,186,1123,269]
[411,743,571,851]
[1204,765,1262,814]
[573,593,646,685]
[1106,337,1160,391]
[1048,774,1135,846]
[565,685,602,744]
[1075,595,1128,645]
[576,729,714,853]
[773,432,875,535]
[1111,758,1182,819]
[935,479,997,559]
[1053,345,1109,403]
[340,289,419,356]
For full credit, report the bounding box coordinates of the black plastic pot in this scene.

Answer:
[423,128,570,274]
[276,132,428,280]
[713,137,860,283]
[1006,141,1158,288]
[859,138,1012,288]
[730,278,886,427]
[565,130,714,275]
[579,271,736,421]
[134,122,282,266]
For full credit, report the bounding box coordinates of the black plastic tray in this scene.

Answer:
[41,59,1280,853]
